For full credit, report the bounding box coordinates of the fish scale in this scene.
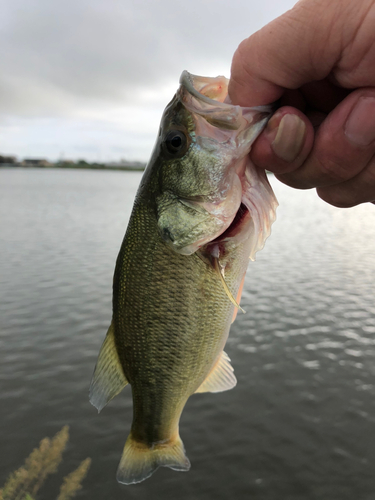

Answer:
[89,71,278,485]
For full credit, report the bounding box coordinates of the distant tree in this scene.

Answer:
[0,155,16,164]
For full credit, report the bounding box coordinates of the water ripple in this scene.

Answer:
[0,170,375,499]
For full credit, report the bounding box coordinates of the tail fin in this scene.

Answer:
[116,432,190,485]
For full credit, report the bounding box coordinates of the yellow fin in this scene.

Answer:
[89,322,128,412]
[213,257,245,313]
[117,432,190,485]
[195,351,237,393]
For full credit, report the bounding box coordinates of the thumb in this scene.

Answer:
[228,0,349,106]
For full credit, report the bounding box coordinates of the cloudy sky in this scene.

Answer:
[1,0,296,163]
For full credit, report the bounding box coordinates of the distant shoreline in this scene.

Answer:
[0,164,275,175]
[0,163,145,171]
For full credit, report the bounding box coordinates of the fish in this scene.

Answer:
[89,71,278,485]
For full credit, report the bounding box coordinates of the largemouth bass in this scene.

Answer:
[89,71,278,485]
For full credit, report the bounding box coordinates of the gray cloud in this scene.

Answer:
[1,0,294,112]
[0,0,295,159]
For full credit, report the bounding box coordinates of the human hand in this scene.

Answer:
[228,0,375,207]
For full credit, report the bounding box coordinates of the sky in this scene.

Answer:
[0,0,297,163]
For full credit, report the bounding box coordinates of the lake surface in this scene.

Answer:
[1,168,374,500]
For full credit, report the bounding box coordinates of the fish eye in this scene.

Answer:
[164,130,187,155]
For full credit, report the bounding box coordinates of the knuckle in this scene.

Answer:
[317,158,375,207]
[233,38,254,83]
[363,160,375,185]
[316,182,370,208]
[313,150,352,184]
[316,187,355,208]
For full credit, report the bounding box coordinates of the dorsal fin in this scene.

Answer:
[89,322,128,412]
[195,351,237,393]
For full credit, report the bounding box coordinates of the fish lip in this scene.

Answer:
[178,71,242,131]
[169,203,249,256]
[179,71,232,108]
[178,70,272,138]
[179,70,272,113]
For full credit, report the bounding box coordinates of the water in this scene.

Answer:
[1,168,374,500]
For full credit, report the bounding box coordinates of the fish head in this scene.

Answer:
[144,71,276,256]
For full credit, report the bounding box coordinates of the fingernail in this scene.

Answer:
[345,97,375,146]
[271,114,306,162]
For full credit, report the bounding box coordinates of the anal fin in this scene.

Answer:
[195,351,237,393]
[89,322,128,412]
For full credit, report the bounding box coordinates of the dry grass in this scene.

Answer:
[0,426,91,500]
[56,458,91,500]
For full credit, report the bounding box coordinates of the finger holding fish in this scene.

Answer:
[274,89,375,206]
[244,88,375,207]
[249,107,314,175]
[228,0,375,208]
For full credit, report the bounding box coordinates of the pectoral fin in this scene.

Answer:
[195,351,237,393]
[89,322,128,412]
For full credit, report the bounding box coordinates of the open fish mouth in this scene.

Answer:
[178,71,271,136]
[177,71,277,259]
[155,70,277,262]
